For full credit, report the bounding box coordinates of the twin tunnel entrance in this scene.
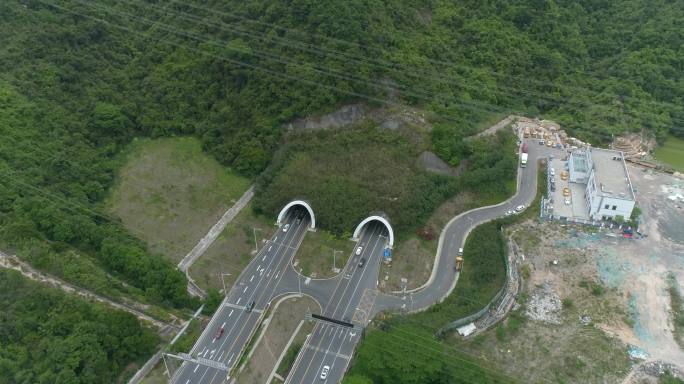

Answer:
[276,200,394,248]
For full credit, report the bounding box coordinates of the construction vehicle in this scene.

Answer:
[455,256,463,272]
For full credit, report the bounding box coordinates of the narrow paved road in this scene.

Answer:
[372,139,561,315]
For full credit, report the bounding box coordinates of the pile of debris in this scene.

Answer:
[525,281,562,324]
[641,360,683,379]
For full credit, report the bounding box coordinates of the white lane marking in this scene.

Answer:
[243,286,248,293]
[221,322,226,328]
[227,353,235,364]
[193,364,200,373]
[259,269,264,276]
[257,264,261,270]
[185,380,190,384]
[218,351,225,360]
[268,246,272,252]
[203,349,209,357]
[229,309,234,317]
[262,254,267,261]
[274,236,278,241]
[267,269,271,277]
[250,275,254,282]
[212,337,216,344]
[236,298,241,305]
[275,271,280,279]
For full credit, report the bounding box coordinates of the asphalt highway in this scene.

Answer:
[173,137,561,384]
[171,210,310,384]
[285,223,388,384]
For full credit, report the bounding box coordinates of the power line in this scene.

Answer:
[157,0,683,112]
[43,0,684,130]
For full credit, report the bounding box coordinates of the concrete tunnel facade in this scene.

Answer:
[352,215,394,248]
[276,200,316,230]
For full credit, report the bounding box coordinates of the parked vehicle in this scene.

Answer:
[515,205,525,212]
[520,153,528,168]
[355,246,363,255]
[563,187,571,197]
[521,143,528,153]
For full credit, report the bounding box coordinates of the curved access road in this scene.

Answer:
[372,139,562,315]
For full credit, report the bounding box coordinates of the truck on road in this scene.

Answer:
[520,152,528,167]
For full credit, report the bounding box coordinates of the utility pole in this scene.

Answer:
[298,268,302,297]
[252,227,262,253]
[220,272,231,295]
[332,249,342,273]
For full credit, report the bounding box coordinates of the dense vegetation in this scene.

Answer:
[254,125,515,237]
[0,270,159,383]
[0,84,194,309]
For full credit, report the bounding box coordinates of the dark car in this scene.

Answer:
[215,327,224,339]
[246,300,255,313]
[358,258,366,268]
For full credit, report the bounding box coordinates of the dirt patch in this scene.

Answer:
[418,151,467,176]
[237,296,319,384]
[379,235,435,292]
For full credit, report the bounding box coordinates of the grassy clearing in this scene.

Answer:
[655,135,684,172]
[446,308,630,383]
[380,235,437,291]
[294,230,353,278]
[108,137,251,263]
[274,324,316,380]
[188,202,275,292]
[169,318,203,354]
[238,296,318,383]
[667,273,684,348]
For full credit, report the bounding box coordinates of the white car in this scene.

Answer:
[282,224,290,232]
[505,210,514,216]
[515,205,525,212]
[355,246,363,255]
[550,168,555,176]
[320,365,330,380]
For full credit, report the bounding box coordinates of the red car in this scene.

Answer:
[215,327,224,339]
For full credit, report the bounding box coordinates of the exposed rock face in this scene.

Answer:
[284,103,370,131]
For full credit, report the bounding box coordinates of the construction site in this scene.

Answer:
[445,118,684,383]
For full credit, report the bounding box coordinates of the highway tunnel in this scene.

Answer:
[352,214,394,248]
[276,200,316,230]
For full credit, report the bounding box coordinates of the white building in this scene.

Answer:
[567,148,636,221]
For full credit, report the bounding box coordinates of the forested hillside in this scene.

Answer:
[0,0,680,322]
[0,269,159,383]
[0,0,682,383]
